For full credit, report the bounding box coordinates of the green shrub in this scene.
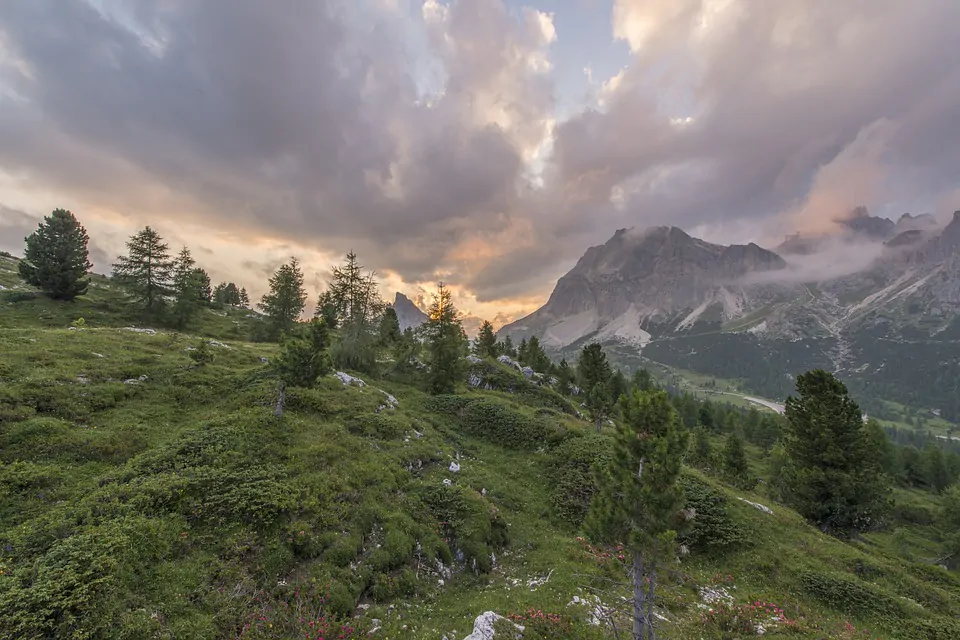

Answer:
[798,569,905,618]
[899,617,960,640]
[547,433,612,526]
[325,532,364,567]
[418,483,508,573]
[455,398,550,449]
[677,473,752,554]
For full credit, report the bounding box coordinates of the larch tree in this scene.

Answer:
[474,320,497,358]
[258,257,307,340]
[19,208,93,301]
[424,282,468,395]
[782,369,891,536]
[587,388,691,640]
[112,226,174,317]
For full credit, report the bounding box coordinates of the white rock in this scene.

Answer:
[449,461,461,473]
[260,356,269,363]
[438,579,445,586]
[496,355,522,370]
[462,612,524,640]
[123,379,141,385]
[91,352,105,358]
[481,488,487,497]
[207,339,231,349]
[334,371,366,387]
[442,478,452,486]
[737,498,774,514]
[467,373,484,387]
[467,355,483,364]
[76,376,90,385]
[520,366,534,378]
[124,327,157,335]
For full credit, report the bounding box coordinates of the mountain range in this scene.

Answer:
[499,208,960,423]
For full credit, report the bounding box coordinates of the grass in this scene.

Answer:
[2,259,960,639]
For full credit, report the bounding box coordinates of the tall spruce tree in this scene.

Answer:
[424,282,468,395]
[474,320,497,358]
[170,248,208,328]
[238,287,250,308]
[258,258,307,340]
[326,252,385,373]
[578,342,614,431]
[782,369,891,536]
[113,226,174,316]
[587,389,690,640]
[19,208,93,300]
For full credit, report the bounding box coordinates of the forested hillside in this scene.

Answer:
[3,217,960,640]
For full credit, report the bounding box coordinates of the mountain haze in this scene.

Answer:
[501,210,960,421]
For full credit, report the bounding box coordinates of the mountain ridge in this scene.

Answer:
[500,210,960,421]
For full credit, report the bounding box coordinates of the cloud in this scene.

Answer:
[0,0,959,312]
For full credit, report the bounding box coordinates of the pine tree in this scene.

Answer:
[923,444,951,493]
[633,368,654,392]
[113,226,174,316]
[578,342,613,431]
[171,249,208,329]
[610,369,628,404]
[502,335,517,358]
[556,358,573,395]
[518,338,528,364]
[722,432,751,488]
[314,290,339,330]
[587,389,690,640]
[273,318,333,388]
[782,369,891,536]
[258,258,307,340]
[326,252,385,373]
[194,268,213,303]
[19,208,93,300]
[474,320,497,358]
[238,287,250,308]
[424,282,468,395]
[378,307,402,347]
[692,427,714,468]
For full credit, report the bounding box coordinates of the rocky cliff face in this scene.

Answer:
[392,292,428,331]
[501,226,791,347]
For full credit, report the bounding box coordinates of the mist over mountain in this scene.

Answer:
[500,209,960,421]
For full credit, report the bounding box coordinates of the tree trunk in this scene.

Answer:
[632,551,647,640]
[646,561,657,640]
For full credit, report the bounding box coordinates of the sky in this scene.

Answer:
[2,0,960,323]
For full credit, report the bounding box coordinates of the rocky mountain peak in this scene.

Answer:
[392,292,428,331]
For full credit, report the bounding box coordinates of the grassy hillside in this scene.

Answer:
[3,262,960,639]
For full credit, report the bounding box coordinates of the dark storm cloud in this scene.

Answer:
[1,0,959,304]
